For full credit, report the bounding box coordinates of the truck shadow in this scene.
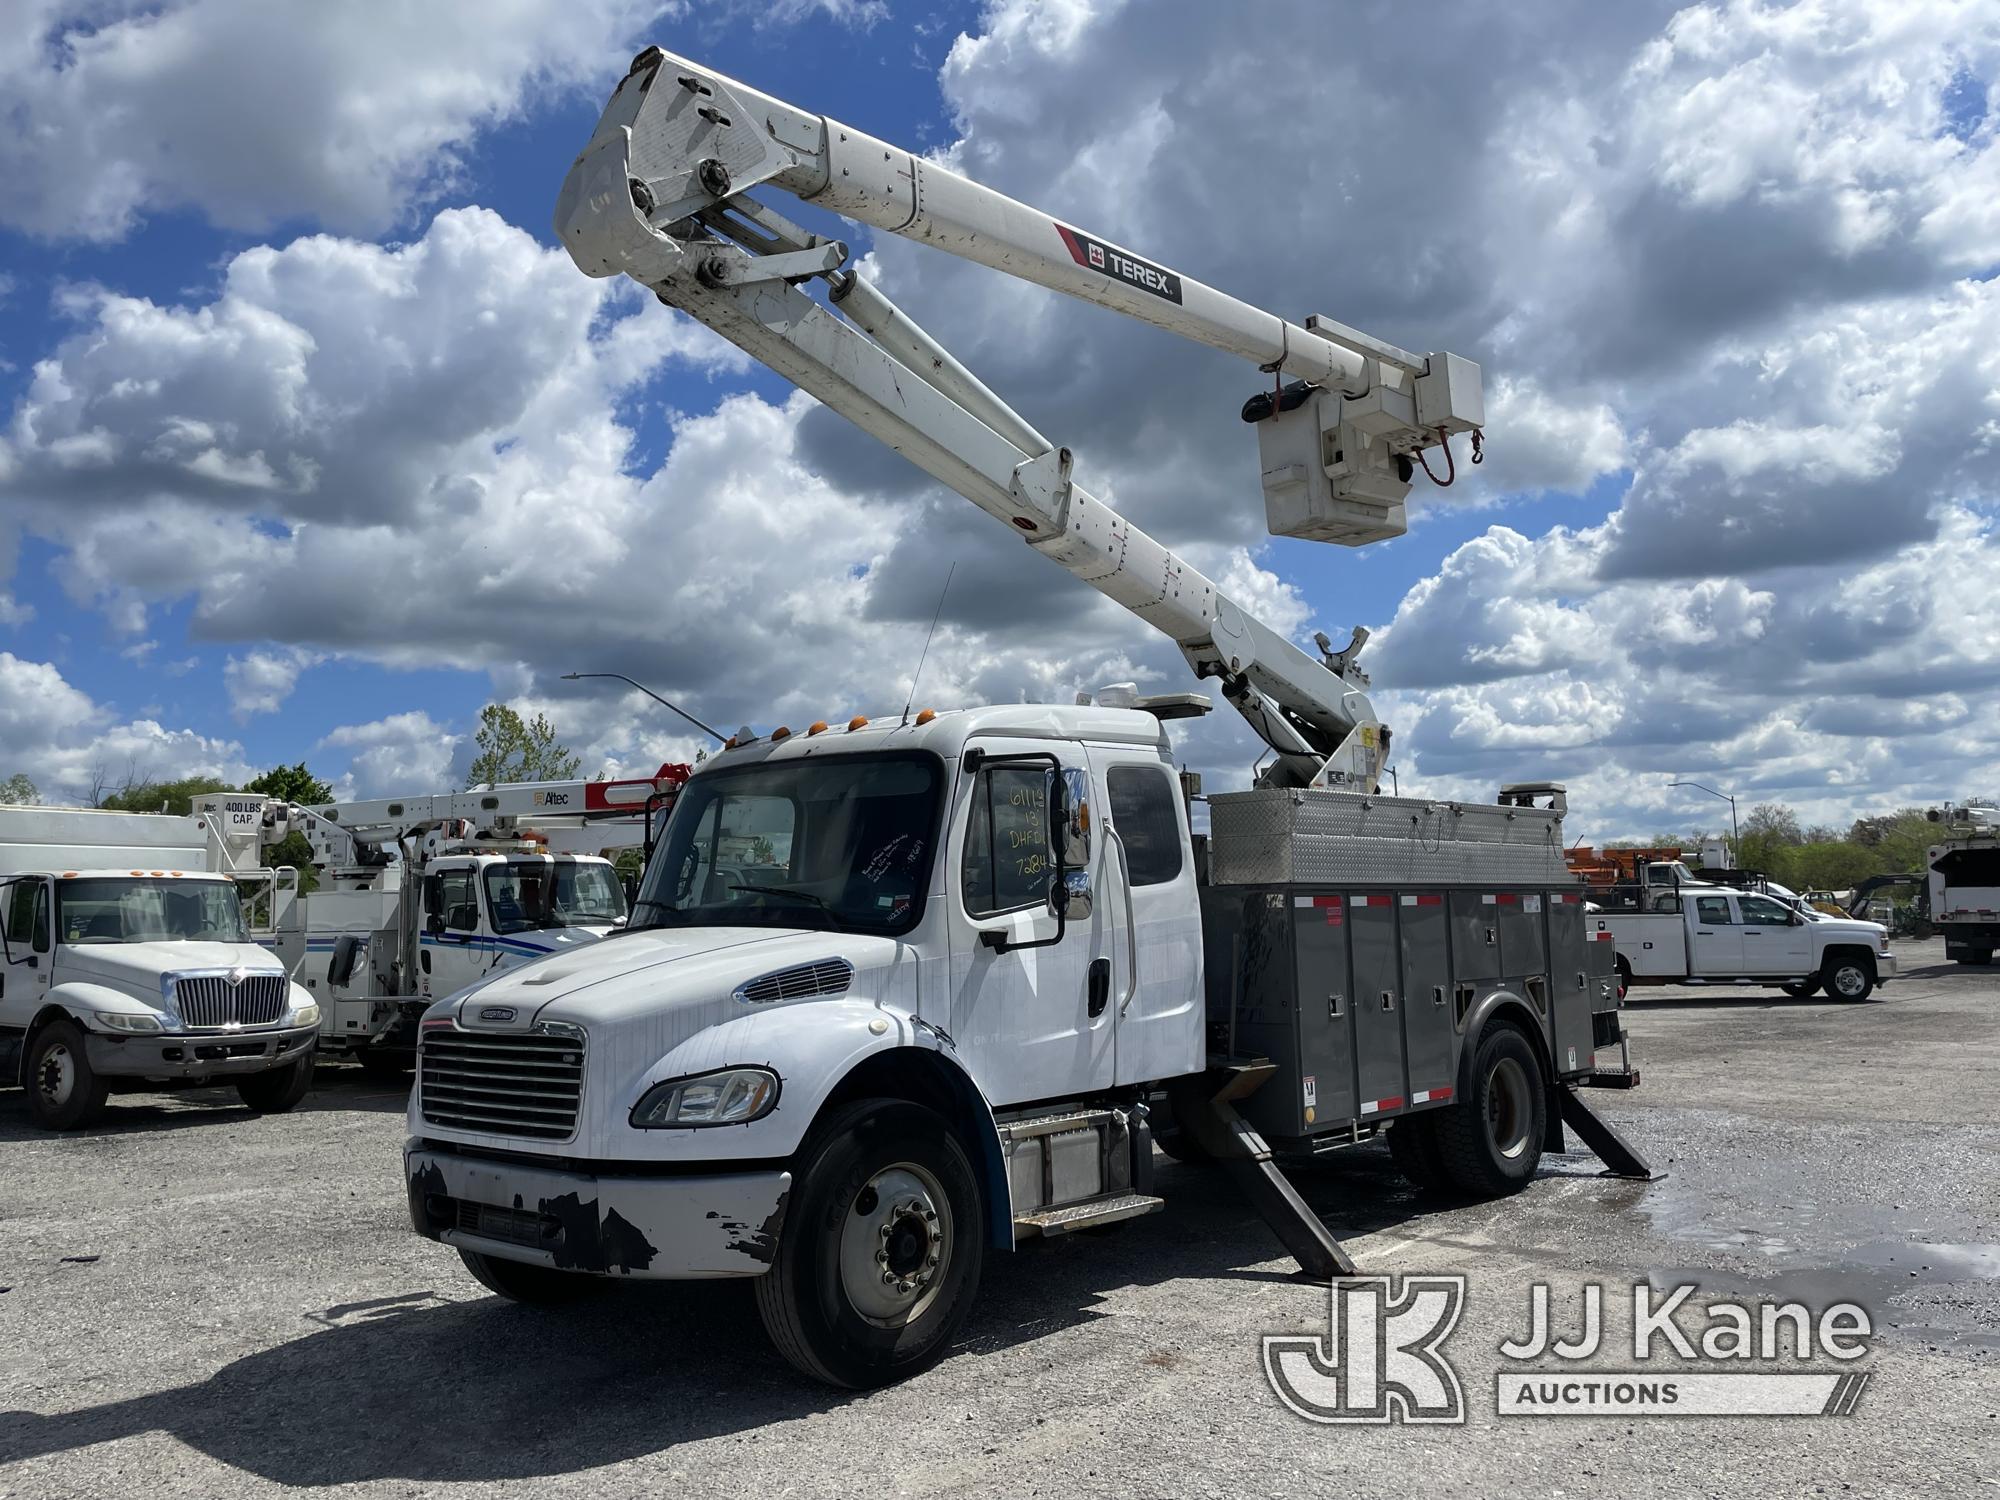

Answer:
[0,1149,1474,1485]
[0,1064,410,1140]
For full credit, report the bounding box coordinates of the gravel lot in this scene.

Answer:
[3,937,1995,1498]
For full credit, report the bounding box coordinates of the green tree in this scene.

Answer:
[98,774,233,816]
[1788,840,1883,892]
[0,773,37,805]
[1736,802,1803,880]
[246,762,334,806]
[465,703,580,786]
[1849,808,1936,874]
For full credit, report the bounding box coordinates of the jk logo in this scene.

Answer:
[1263,1275,1467,1424]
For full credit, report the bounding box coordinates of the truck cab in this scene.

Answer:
[1595,882,1895,1001]
[0,862,320,1129]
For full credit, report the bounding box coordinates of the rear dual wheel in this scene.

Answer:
[1435,1023,1547,1198]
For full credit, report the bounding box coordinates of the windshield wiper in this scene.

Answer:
[727,885,856,929]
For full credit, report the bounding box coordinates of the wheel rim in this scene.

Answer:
[36,1042,75,1108]
[1486,1056,1533,1160]
[838,1161,952,1328]
[1832,964,1866,998]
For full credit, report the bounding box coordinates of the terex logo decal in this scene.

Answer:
[1055,222,1183,305]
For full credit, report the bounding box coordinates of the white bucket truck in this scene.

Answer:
[0,804,320,1129]
[200,768,683,1073]
[1926,802,2000,966]
[400,48,1654,1389]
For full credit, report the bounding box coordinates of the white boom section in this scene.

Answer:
[555,48,1484,788]
[292,772,678,867]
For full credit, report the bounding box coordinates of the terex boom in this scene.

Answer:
[402,46,1650,1388]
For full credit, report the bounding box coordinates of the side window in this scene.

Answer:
[1739,895,1792,926]
[1107,765,1184,887]
[1694,895,1733,925]
[961,765,1049,918]
[439,869,479,932]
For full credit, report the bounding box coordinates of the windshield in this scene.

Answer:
[56,878,249,945]
[482,859,628,934]
[632,752,941,936]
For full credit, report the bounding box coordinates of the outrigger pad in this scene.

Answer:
[1558,1086,1661,1181]
[1166,1067,1361,1279]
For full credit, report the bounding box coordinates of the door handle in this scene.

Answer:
[1087,957,1110,1019]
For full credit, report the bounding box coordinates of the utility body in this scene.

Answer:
[1591,861,1894,1001]
[0,804,320,1129]
[1926,803,2000,966]
[402,46,1651,1388]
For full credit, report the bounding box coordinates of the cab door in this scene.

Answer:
[1688,893,1742,973]
[423,862,492,999]
[1738,892,1813,973]
[0,878,52,1025]
[1092,751,1202,1087]
[946,738,1113,1108]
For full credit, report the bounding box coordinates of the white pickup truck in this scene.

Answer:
[1594,881,1896,1001]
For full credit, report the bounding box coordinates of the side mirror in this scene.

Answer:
[1053,766,1092,870]
[328,933,364,988]
[1048,868,1092,923]
[426,913,446,939]
[422,874,443,919]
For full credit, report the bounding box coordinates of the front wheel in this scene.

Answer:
[236,1053,315,1112]
[1436,1023,1546,1198]
[24,1020,110,1131]
[1822,955,1876,1002]
[755,1099,985,1388]
[1780,978,1821,998]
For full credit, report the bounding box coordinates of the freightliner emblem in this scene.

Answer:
[1054,222,1183,305]
[479,1007,518,1023]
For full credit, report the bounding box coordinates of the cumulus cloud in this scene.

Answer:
[0,0,672,242]
[0,652,254,799]
[318,712,461,798]
[223,647,320,720]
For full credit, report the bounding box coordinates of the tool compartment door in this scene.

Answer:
[1546,891,1594,1077]
[1497,892,1547,981]
[1347,894,1406,1117]
[1291,894,1356,1131]
[1451,891,1502,981]
[1397,893,1455,1106]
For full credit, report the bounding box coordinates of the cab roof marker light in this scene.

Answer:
[847,715,869,731]
[771,725,792,741]
[914,708,936,725]
[807,721,829,736]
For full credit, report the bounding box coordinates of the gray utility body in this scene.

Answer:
[1190,787,1632,1169]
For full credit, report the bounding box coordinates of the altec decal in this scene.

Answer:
[1054,222,1184,305]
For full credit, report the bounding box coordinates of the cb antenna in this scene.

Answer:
[903,561,956,726]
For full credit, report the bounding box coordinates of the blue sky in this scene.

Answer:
[0,0,1994,838]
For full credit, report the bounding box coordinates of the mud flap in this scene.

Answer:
[1166,1064,1359,1279]
[1558,1085,1659,1180]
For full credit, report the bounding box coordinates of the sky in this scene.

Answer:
[0,0,1994,843]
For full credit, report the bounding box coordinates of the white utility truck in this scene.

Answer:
[403,47,1652,1388]
[1926,802,2000,966]
[198,768,683,1073]
[0,804,320,1129]
[1591,862,1895,1001]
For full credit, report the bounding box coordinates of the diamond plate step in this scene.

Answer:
[1014,1192,1164,1238]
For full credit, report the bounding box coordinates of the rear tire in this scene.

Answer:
[1436,1023,1546,1198]
[1821,955,1875,1003]
[1780,978,1821,998]
[755,1099,984,1388]
[1956,950,1993,967]
[356,1048,414,1081]
[1388,1112,1450,1191]
[458,1247,601,1304]
[24,1020,110,1131]
[236,1053,315,1113]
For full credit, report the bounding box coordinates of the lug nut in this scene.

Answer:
[882,1271,897,1285]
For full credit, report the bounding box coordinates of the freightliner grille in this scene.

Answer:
[172,972,288,1029]
[420,1027,584,1140]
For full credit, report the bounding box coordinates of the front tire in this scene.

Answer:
[755,1099,985,1389]
[236,1053,315,1113]
[1436,1023,1546,1198]
[25,1020,110,1131]
[1822,955,1876,1003]
[458,1248,601,1304]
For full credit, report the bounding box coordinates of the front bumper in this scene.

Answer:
[84,1023,318,1079]
[1876,954,1898,980]
[406,1142,791,1279]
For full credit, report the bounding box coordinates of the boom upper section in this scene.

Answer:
[555,46,1485,790]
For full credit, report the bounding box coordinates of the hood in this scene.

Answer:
[61,941,286,998]
[1815,916,1888,943]
[443,924,899,1031]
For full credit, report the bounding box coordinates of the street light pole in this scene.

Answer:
[560,671,726,745]
[1670,780,1739,864]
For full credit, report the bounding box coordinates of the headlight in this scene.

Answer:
[289,999,321,1028]
[631,1067,780,1129]
[95,1011,164,1034]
